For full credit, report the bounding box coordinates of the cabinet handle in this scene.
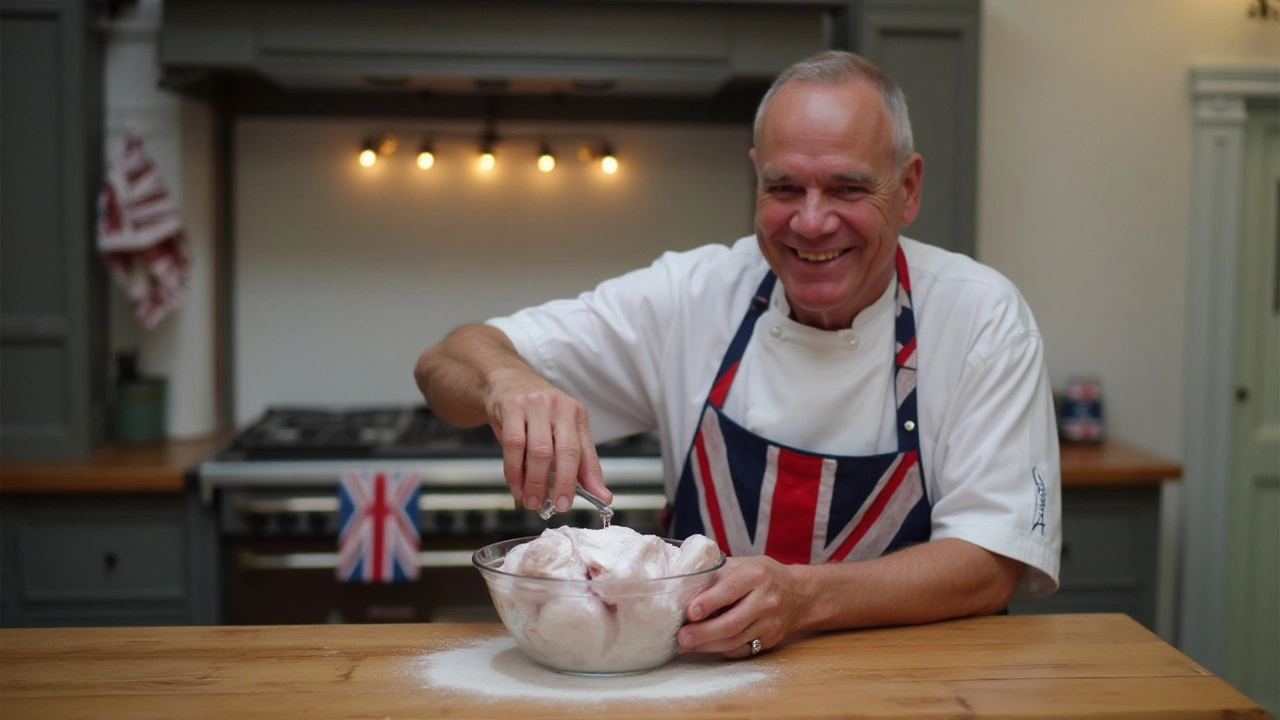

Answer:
[104,552,118,571]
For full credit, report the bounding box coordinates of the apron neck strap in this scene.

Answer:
[707,244,919,441]
[892,245,920,451]
[708,272,775,408]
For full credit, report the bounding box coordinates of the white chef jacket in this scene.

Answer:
[487,235,1061,599]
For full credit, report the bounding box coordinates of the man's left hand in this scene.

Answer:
[676,556,809,659]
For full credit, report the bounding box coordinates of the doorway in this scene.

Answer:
[1223,102,1279,716]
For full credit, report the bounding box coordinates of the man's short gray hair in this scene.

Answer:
[753,50,915,171]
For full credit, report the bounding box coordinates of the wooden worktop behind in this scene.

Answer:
[0,437,1181,495]
[0,433,231,494]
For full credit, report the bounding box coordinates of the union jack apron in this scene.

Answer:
[671,247,931,564]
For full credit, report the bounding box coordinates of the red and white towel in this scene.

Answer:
[97,134,190,329]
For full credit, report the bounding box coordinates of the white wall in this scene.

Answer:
[978,0,1278,646]
[103,0,218,439]
[979,0,1278,461]
[233,119,754,423]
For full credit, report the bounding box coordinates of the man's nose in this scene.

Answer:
[790,193,839,236]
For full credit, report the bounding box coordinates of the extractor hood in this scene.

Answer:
[159,0,835,100]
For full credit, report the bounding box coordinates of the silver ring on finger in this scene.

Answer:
[749,637,763,656]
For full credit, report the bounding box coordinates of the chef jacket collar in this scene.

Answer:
[769,266,898,343]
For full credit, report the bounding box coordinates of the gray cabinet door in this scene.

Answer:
[0,0,108,459]
[843,0,980,257]
[0,494,201,627]
[1009,486,1161,630]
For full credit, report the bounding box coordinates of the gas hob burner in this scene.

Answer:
[217,405,660,461]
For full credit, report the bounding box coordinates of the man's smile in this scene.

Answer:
[792,247,851,263]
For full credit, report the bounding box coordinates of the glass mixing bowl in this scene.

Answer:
[472,535,725,675]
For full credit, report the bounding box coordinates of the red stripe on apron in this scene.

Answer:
[708,360,739,409]
[895,337,917,367]
[763,448,824,564]
[694,432,732,555]
[828,450,917,563]
[895,249,911,292]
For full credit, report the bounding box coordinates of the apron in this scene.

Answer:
[671,246,932,564]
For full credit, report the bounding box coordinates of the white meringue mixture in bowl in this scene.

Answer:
[472,526,725,675]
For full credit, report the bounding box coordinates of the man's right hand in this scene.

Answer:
[485,371,610,514]
[415,323,611,515]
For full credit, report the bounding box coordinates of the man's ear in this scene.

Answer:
[749,147,758,173]
[899,153,924,226]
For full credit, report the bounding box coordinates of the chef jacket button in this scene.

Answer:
[846,335,859,348]
[770,325,782,338]
[904,420,916,432]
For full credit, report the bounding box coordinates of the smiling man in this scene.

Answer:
[415,51,1061,659]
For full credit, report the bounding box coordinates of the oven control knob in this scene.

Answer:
[465,510,486,534]
[498,510,523,534]
[307,512,329,535]
[247,513,269,535]
[435,510,455,534]
[276,512,298,534]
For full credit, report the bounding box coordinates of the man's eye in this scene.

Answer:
[770,185,801,195]
[836,186,866,195]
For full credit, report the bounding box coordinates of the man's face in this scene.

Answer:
[752,79,922,330]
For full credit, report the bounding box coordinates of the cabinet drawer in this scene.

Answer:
[17,504,187,603]
[1057,489,1158,591]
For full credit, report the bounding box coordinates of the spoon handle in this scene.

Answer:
[539,486,615,527]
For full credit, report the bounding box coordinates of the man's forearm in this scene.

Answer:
[414,324,539,428]
[794,538,1024,632]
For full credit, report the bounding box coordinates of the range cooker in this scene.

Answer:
[197,406,666,624]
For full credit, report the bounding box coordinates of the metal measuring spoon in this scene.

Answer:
[539,486,615,527]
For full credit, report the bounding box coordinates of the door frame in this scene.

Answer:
[1181,64,1280,672]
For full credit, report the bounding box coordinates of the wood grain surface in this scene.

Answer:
[0,433,231,494]
[0,438,1180,495]
[0,614,1266,719]
[1058,441,1182,486]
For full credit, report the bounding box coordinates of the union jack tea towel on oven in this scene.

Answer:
[337,471,422,582]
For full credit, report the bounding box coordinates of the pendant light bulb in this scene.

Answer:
[600,144,618,175]
[358,141,377,167]
[537,143,555,173]
[417,141,435,170]
[478,131,497,172]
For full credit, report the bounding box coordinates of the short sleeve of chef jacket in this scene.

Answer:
[488,237,1061,600]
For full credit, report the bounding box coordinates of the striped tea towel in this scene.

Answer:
[97,134,190,329]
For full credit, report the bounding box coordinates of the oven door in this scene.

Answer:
[221,489,667,624]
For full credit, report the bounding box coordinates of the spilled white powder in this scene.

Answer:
[420,636,774,703]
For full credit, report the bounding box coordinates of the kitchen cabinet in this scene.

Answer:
[0,493,212,627]
[0,0,109,459]
[159,0,829,98]
[841,0,981,256]
[1009,485,1161,630]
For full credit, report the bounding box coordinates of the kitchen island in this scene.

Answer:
[1,613,1268,719]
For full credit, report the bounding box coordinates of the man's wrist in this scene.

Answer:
[790,563,830,634]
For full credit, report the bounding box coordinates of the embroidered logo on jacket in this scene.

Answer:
[1031,466,1047,535]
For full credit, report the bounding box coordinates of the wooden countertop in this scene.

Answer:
[0,614,1266,719]
[0,433,231,494]
[0,437,1180,495]
[1058,440,1182,487]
